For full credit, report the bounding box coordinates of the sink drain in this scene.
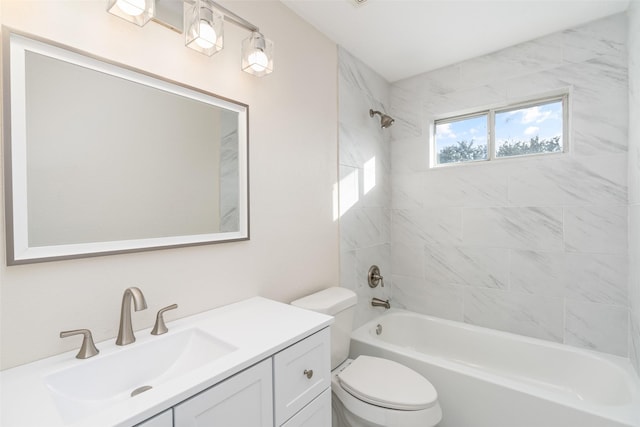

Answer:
[131,385,153,397]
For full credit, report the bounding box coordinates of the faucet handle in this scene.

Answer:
[60,329,100,359]
[151,304,178,335]
[368,265,384,288]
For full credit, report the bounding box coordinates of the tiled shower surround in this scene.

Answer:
[338,48,392,328]
[339,11,639,366]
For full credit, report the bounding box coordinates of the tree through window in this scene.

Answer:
[433,95,567,167]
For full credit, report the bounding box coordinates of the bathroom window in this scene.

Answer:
[434,113,488,165]
[433,95,567,167]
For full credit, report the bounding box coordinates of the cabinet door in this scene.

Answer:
[274,328,330,426]
[136,409,173,427]
[281,389,331,427]
[174,359,273,427]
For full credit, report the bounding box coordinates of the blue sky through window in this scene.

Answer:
[434,114,487,153]
[495,100,563,150]
[434,97,564,165]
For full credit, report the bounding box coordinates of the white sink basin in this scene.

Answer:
[44,328,236,424]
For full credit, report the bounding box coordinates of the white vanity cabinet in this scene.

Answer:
[134,328,331,427]
[0,297,333,427]
[173,358,273,427]
[274,328,331,426]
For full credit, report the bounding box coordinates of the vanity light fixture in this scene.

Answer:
[107,0,154,26]
[241,31,274,76]
[106,0,274,76]
[185,0,224,56]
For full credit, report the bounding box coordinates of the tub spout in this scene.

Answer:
[371,297,390,309]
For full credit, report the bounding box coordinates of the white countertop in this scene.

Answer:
[0,297,333,427]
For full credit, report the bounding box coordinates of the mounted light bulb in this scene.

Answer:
[241,31,273,77]
[107,0,152,26]
[185,1,224,56]
[248,49,269,72]
[195,20,217,49]
[115,0,145,16]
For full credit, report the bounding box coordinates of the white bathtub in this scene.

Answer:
[349,310,640,427]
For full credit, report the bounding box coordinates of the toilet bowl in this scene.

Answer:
[291,287,442,427]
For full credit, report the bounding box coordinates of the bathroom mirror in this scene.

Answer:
[3,31,249,265]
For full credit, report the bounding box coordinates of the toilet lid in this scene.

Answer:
[337,355,438,411]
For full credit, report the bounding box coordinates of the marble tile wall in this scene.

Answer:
[338,48,393,327]
[628,0,640,375]
[389,14,631,357]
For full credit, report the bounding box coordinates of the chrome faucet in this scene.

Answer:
[116,287,147,346]
[371,297,391,309]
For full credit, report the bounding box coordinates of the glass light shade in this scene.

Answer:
[241,32,274,77]
[106,0,154,26]
[185,0,224,56]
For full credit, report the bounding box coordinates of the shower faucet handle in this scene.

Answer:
[368,265,384,288]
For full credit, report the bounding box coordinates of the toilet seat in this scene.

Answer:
[337,355,438,410]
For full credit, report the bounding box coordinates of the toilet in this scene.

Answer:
[291,287,442,427]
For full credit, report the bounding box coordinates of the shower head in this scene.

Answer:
[369,109,395,128]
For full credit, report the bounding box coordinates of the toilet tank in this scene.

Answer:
[291,287,357,370]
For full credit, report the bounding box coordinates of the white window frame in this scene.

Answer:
[431,93,569,168]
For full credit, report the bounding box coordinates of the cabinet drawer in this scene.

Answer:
[274,328,331,426]
[281,388,331,427]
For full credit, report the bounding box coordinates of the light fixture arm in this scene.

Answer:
[208,0,259,33]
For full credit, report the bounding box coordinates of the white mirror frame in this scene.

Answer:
[3,29,249,265]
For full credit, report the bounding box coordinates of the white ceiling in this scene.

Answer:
[281,0,630,82]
